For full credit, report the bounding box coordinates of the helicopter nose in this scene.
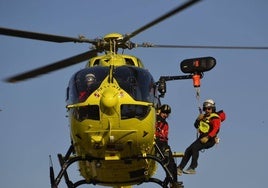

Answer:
[101,87,119,108]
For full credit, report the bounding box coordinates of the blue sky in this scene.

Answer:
[1,0,268,188]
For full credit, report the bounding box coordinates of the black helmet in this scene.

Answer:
[160,104,171,114]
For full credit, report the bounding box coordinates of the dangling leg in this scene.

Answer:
[185,138,215,174]
[189,140,202,169]
[177,142,195,175]
[183,139,204,174]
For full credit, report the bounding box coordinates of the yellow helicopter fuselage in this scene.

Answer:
[66,53,158,187]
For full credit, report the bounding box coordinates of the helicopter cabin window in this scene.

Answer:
[113,66,155,103]
[92,59,100,66]
[66,66,109,104]
[66,86,70,101]
[121,104,150,120]
[73,105,100,121]
[124,58,135,66]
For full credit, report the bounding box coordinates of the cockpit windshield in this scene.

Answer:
[66,66,156,104]
[113,66,156,102]
[66,66,109,103]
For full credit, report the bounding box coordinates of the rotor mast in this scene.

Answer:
[103,33,124,54]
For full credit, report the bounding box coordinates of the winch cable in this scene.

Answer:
[193,73,207,152]
[195,86,201,139]
[192,73,202,139]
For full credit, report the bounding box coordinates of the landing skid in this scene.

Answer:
[49,145,184,188]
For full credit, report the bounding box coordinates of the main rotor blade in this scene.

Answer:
[5,49,98,83]
[0,27,95,43]
[123,0,201,42]
[137,43,268,50]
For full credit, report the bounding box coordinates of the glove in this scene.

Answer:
[200,136,209,144]
[197,114,204,120]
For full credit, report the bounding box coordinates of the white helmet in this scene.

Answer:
[85,73,96,84]
[203,99,216,111]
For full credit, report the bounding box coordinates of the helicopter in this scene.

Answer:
[1,0,268,188]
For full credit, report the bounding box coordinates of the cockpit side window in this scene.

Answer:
[72,105,100,121]
[121,104,150,120]
[125,58,135,66]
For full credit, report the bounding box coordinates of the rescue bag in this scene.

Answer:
[217,110,226,122]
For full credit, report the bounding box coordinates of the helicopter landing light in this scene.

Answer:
[105,152,120,160]
[109,135,115,143]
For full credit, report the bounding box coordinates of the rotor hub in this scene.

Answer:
[103,33,123,41]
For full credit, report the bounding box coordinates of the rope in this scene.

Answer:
[195,87,202,114]
[195,87,201,139]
